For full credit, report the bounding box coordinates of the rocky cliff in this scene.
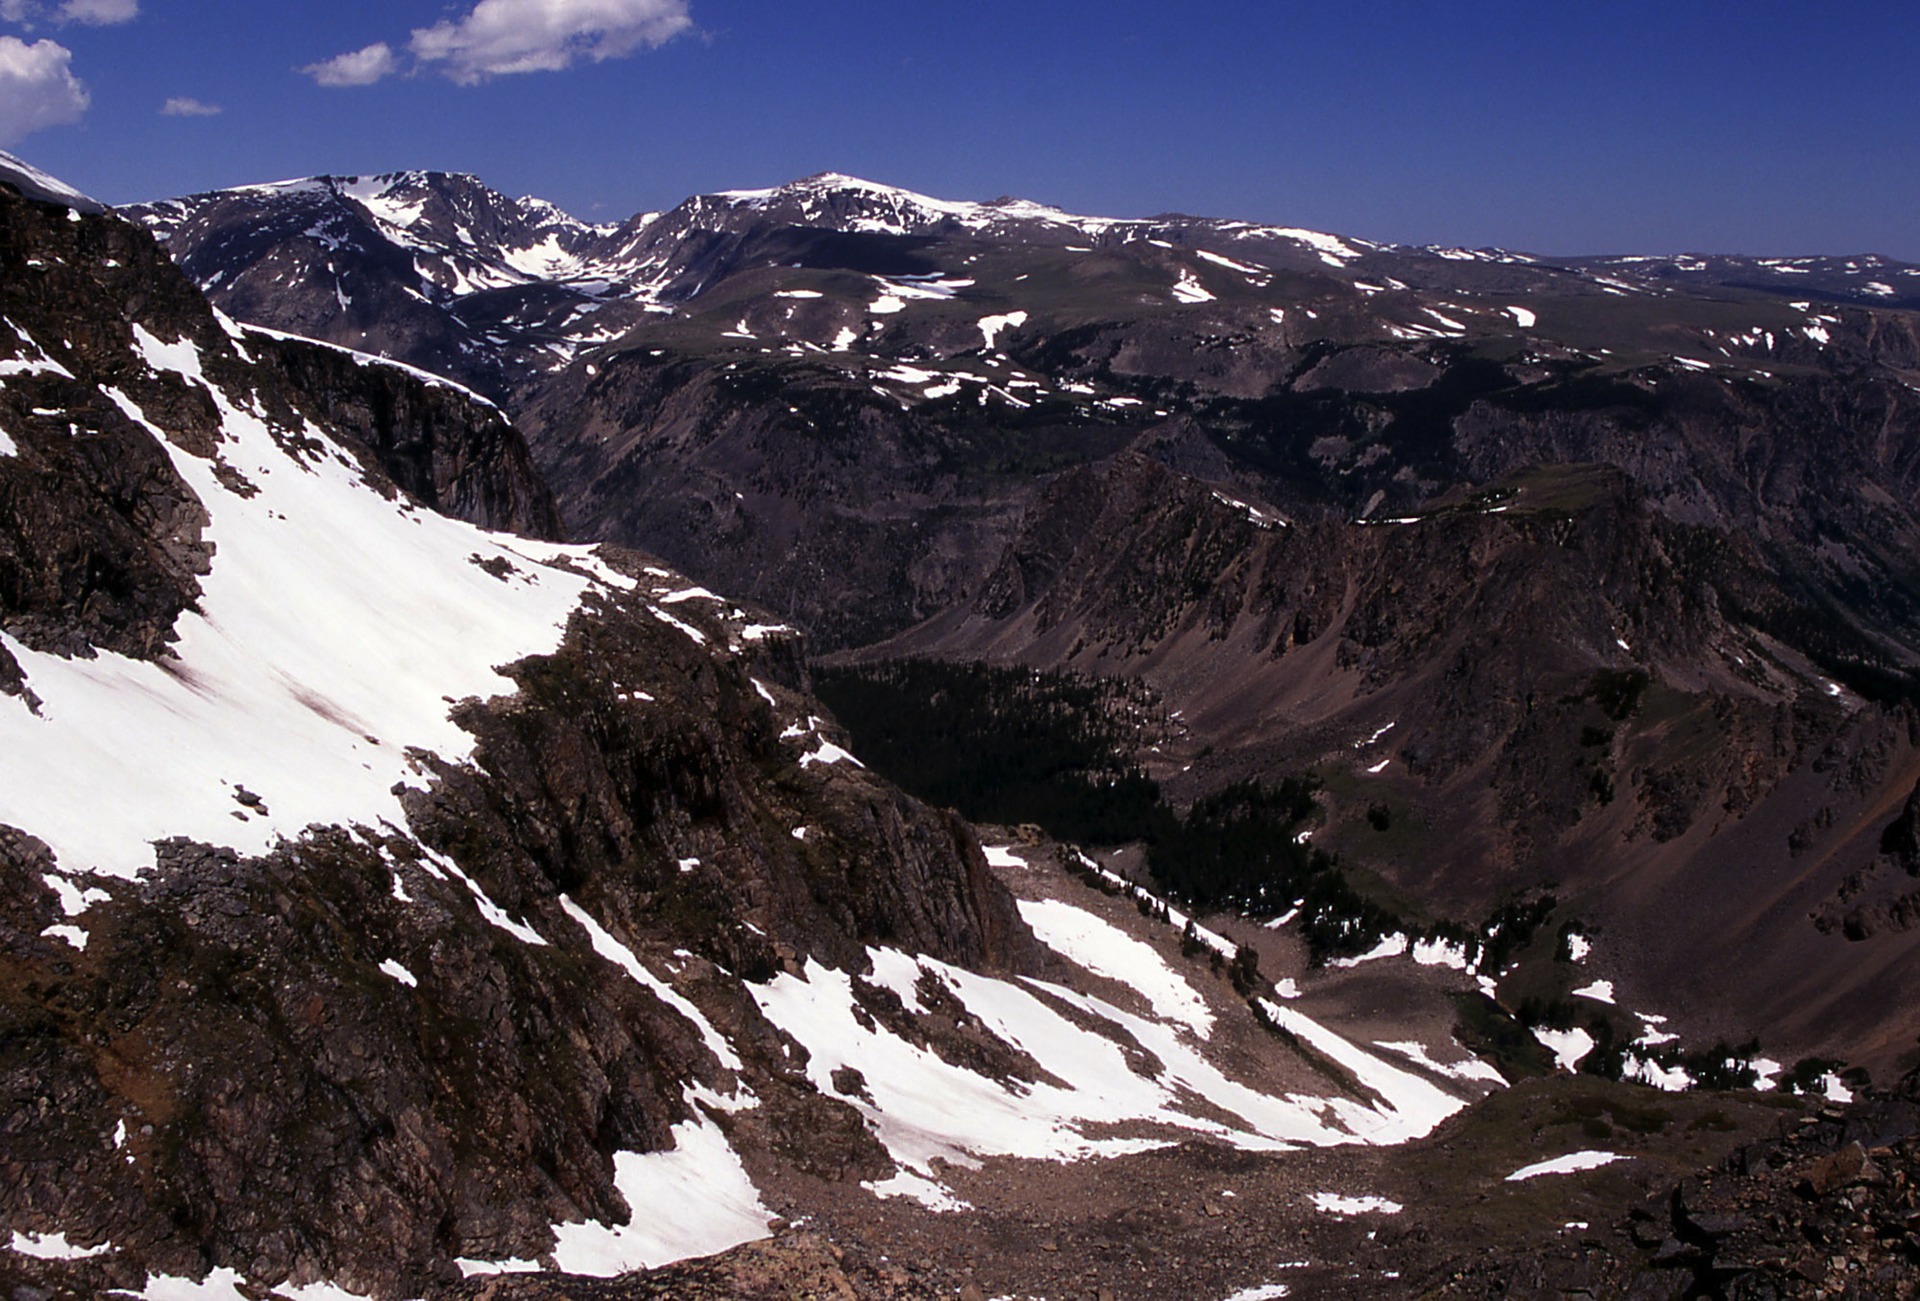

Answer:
[241,327,565,540]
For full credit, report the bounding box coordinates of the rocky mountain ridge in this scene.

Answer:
[128,169,1920,403]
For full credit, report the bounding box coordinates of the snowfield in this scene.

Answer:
[748,921,1489,1210]
[547,1114,773,1277]
[0,327,634,889]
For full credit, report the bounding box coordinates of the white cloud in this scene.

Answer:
[302,0,693,89]
[160,95,220,117]
[300,41,400,88]
[411,0,692,82]
[0,36,88,145]
[54,0,136,24]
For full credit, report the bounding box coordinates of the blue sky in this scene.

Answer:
[4,0,1917,259]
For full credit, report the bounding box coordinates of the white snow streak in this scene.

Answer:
[1506,1151,1624,1181]
[560,896,745,1075]
[1017,897,1213,1037]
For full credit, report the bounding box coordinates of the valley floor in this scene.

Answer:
[468,843,1814,1300]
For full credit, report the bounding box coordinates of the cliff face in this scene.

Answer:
[0,582,1024,1299]
[242,328,566,541]
[514,348,1078,650]
[0,172,219,663]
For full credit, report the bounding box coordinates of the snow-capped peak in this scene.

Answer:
[703,171,1126,239]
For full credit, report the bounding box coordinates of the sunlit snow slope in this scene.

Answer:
[0,319,626,885]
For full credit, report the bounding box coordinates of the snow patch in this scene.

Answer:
[1018,897,1213,1037]
[1171,269,1216,304]
[1506,1151,1625,1181]
[977,311,1029,350]
[42,922,88,949]
[0,319,74,379]
[1257,1001,1470,1143]
[110,1268,253,1299]
[1310,1193,1402,1216]
[275,1284,378,1301]
[1533,1026,1596,1072]
[454,1258,542,1277]
[9,1230,113,1260]
[1329,934,1408,967]
[549,1115,773,1277]
[1626,1056,1693,1092]
[1411,938,1471,970]
[798,739,863,768]
[1234,225,1364,267]
[1373,1040,1506,1086]
[1196,249,1267,277]
[865,1168,972,1212]
[1355,721,1396,748]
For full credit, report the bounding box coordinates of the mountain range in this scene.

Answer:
[4,150,1920,1296]
[130,166,1920,1073]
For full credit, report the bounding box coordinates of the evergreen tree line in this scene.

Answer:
[812,659,1177,847]
[814,660,1401,962]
